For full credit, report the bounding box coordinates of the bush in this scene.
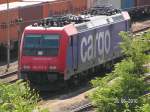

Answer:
[89,31,150,112]
[90,60,149,112]
[0,80,41,112]
[136,93,150,112]
[119,32,149,74]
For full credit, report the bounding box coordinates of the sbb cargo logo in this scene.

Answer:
[80,30,111,63]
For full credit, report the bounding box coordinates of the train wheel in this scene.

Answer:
[148,7,150,15]
[104,60,114,72]
[67,75,80,89]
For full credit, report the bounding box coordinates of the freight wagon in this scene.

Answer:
[0,0,20,4]
[94,0,150,9]
[94,0,150,20]
[18,7,130,89]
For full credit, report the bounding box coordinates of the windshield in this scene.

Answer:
[23,34,60,56]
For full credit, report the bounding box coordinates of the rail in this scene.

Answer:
[71,103,93,112]
[132,25,150,34]
[0,70,18,83]
[0,70,17,79]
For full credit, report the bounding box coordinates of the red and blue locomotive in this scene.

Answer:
[18,7,131,86]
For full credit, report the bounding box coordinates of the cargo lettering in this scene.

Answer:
[80,30,110,63]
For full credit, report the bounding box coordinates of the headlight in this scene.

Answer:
[49,66,56,70]
[23,65,30,70]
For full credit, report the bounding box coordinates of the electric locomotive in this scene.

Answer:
[18,6,131,87]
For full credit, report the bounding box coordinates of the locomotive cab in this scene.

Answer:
[19,25,77,84]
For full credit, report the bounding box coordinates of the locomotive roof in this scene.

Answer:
[26,13,124,31]
[25,14,109,30]
[75,13,125,32]
[25,6,130,34]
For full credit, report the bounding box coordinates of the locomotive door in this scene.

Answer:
[72,35,78,71]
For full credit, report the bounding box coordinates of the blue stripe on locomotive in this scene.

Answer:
[66,20,129,77]
[66,35,78,75]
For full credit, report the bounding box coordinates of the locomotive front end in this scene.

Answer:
[19,26,68,84]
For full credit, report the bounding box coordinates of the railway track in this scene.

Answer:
[0,70,18,83]
[133,27,150,34]
[132,19,150,34]
[132,26,150,37]
[71,103,93,112]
